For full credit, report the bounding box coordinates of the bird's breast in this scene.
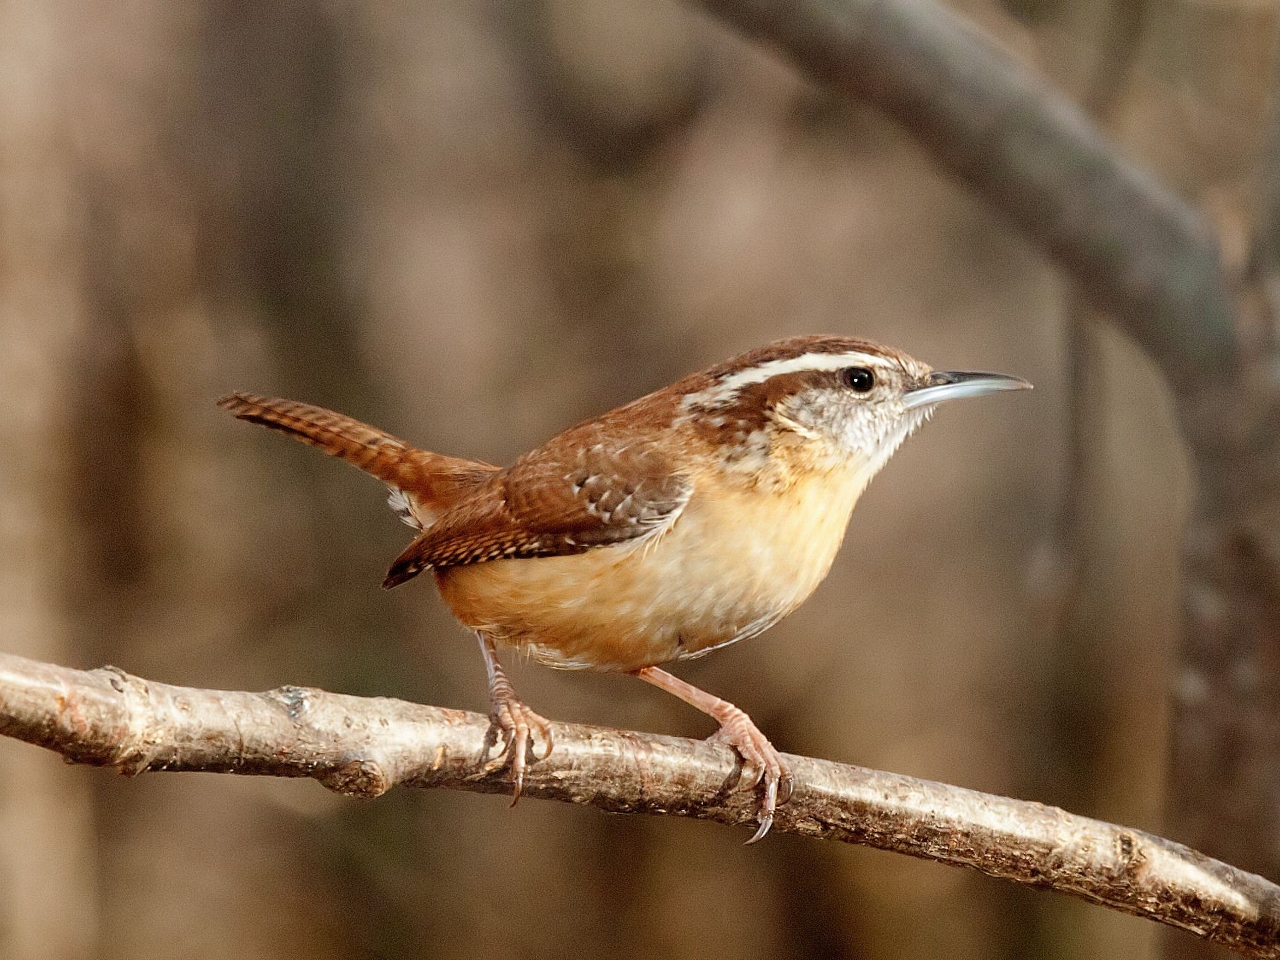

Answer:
[435,465,869,671]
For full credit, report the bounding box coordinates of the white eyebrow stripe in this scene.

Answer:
[711,351,888,394]
[680,350,892,412]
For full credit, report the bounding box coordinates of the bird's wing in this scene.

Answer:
[383,426,691,586]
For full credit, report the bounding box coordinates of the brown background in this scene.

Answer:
[1,0,1273,957]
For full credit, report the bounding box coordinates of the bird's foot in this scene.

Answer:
[707,707,793,843]
[482,684,554,806]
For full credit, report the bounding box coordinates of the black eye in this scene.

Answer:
[841,367,875,392]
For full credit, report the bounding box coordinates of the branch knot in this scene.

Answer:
[97,665,162,775]
[318,758,392,798]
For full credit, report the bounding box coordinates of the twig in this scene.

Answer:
[0,651,1276,957]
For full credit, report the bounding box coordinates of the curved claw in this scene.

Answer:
[705,706,791,844]
[533,724,555,762]
[746,817,773,845]
[629,667,791,844]
[484,693,554,806]
[745,775,781,844]
[509,728,528,806]
[777,769,795,807]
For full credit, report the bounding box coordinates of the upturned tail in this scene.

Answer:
[217,392,498,528]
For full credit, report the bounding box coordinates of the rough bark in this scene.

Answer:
[0,652,1277,957]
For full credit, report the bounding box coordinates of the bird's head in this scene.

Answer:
[678,335,1031,484]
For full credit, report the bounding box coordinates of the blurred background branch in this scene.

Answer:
[1,651,1278,958]
[693,0,1239,379]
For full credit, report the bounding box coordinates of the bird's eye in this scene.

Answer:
[841,367,875,392]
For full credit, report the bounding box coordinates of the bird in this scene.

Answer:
[219,334,1030,841]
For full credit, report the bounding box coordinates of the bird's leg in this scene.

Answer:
[632,666,793,843]
[477,631,553,805]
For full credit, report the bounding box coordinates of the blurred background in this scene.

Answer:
[1,0,1274,957]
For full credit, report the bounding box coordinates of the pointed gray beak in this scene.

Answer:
[902,370,1032,410]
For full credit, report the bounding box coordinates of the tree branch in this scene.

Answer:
[1,652,1277,957]
[691,0,1238,387]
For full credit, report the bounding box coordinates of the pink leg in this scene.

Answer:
[477,632,554,805]
[633,666,793,843]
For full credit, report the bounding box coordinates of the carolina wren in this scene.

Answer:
[220,335,1029,841]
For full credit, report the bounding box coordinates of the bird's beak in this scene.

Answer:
[902,370,1033,410]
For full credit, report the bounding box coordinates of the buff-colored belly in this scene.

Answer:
[434,469,867,671]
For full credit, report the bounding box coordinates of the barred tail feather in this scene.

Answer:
[217,393,499,525]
